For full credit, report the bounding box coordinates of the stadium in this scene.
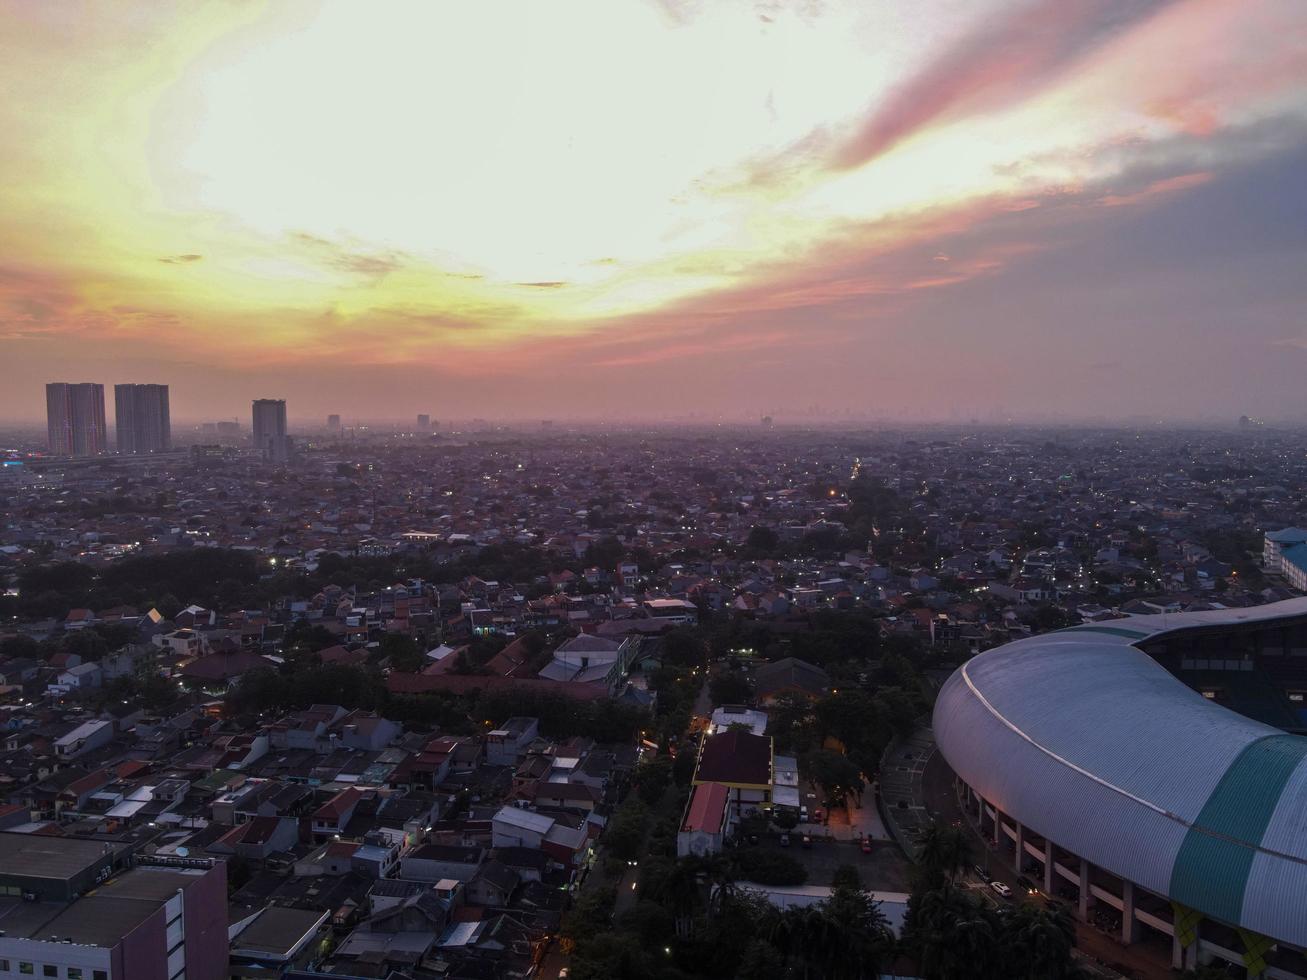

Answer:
[934,597,1307,978]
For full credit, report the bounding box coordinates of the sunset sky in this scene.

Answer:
[2,0,1305,423]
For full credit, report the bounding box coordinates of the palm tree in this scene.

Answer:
[916,821,974,882]
[1002,902,1076,980]
[663,857,706,939]
[904,881,986,979]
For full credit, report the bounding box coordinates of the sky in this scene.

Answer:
[2,0,1305,424]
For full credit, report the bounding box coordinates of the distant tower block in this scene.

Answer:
[327,414,341,430]
[417,414,430,431]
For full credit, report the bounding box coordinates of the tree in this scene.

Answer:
[709,670,751,706]
[745,526,780,553]
[1001,902,1077,980]
[816,878,896,979]
[379,632,424,673]
[618,901,675,947]
[560,887,616,955]
[0,635,40,660]
[832,864,862,892]
[730,849,807,886]
[635,756,673,806]
[604,799,650,861]
[736,938,786,980]
[904,882,991,979]
[661,629,706,668]
[804,749,863,807]
[63,628,108,662]
[915,822,973,884]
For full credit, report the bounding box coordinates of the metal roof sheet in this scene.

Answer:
[934,598,1307,950]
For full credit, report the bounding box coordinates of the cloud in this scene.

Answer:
[1095,170,1214,207]
[829,0,1179,171]
[287,231,406,280]
[158,253,203,264]
[515,281,568,289]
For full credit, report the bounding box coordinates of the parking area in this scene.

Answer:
[750,834,913,892]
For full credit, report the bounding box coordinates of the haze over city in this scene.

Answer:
[3,0,1306,423]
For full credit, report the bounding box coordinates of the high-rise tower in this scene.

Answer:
[46,382,107,457]
[114,383,171,454]
[252,399,291,462]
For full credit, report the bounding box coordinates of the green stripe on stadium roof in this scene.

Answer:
[1169,734,1307,925]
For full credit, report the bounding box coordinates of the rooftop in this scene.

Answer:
[0,831,116,881]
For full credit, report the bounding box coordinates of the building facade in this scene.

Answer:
[46,382,107,457]
[251,399,291,463]
[0,845,228,980]
[114,383,171,454]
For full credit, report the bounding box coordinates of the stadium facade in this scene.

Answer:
[934,598,1307,978]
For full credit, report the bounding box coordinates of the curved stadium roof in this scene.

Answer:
[934,600,1307,947]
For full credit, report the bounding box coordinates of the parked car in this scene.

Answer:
[812,808,824,824]
[860,838,872,855]
[779,833,791,848]
[991,881,1013,898]
[974,865,992,883]
[1017,875,1038,894]
[799,806,809,822]
[801,834,812,849]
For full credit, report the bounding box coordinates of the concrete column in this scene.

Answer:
[991,807,1001,846]
[1172,930,1186,970]
[1042,839,1055,894]
[1013,821,1024,874]
[1185,926,1200,971]
[1077,860,1092,921]
[1121,880,1139,944]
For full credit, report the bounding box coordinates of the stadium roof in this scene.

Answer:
[934,598,1307,948]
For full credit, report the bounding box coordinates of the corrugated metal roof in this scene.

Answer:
[934,598,1307,949]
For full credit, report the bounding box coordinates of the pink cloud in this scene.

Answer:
[829,0,1180,171]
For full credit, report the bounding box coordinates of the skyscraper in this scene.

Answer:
[114,383,171,453]
[417,413,430,431]
[327,413,341,431]
[252,398,291,462]
[46,382,107,456]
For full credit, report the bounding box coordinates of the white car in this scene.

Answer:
[991,881,1013,898]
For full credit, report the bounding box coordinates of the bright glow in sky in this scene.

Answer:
[2,0,1306,421]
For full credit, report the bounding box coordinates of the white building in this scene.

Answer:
[54,719,114,759]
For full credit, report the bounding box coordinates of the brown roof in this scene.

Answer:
[693,730,771,787]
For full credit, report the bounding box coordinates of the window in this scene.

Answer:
[68,971,83,980]
[93,973,107,980]
[43,968,57,979]
[18,966,33,977]
[0,961,8,972]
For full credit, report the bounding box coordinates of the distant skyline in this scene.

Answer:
[2,0,1306,422]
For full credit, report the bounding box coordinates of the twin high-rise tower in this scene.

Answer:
[46,383,107,456]
[45,382,170,457]
[114,384,171,454]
